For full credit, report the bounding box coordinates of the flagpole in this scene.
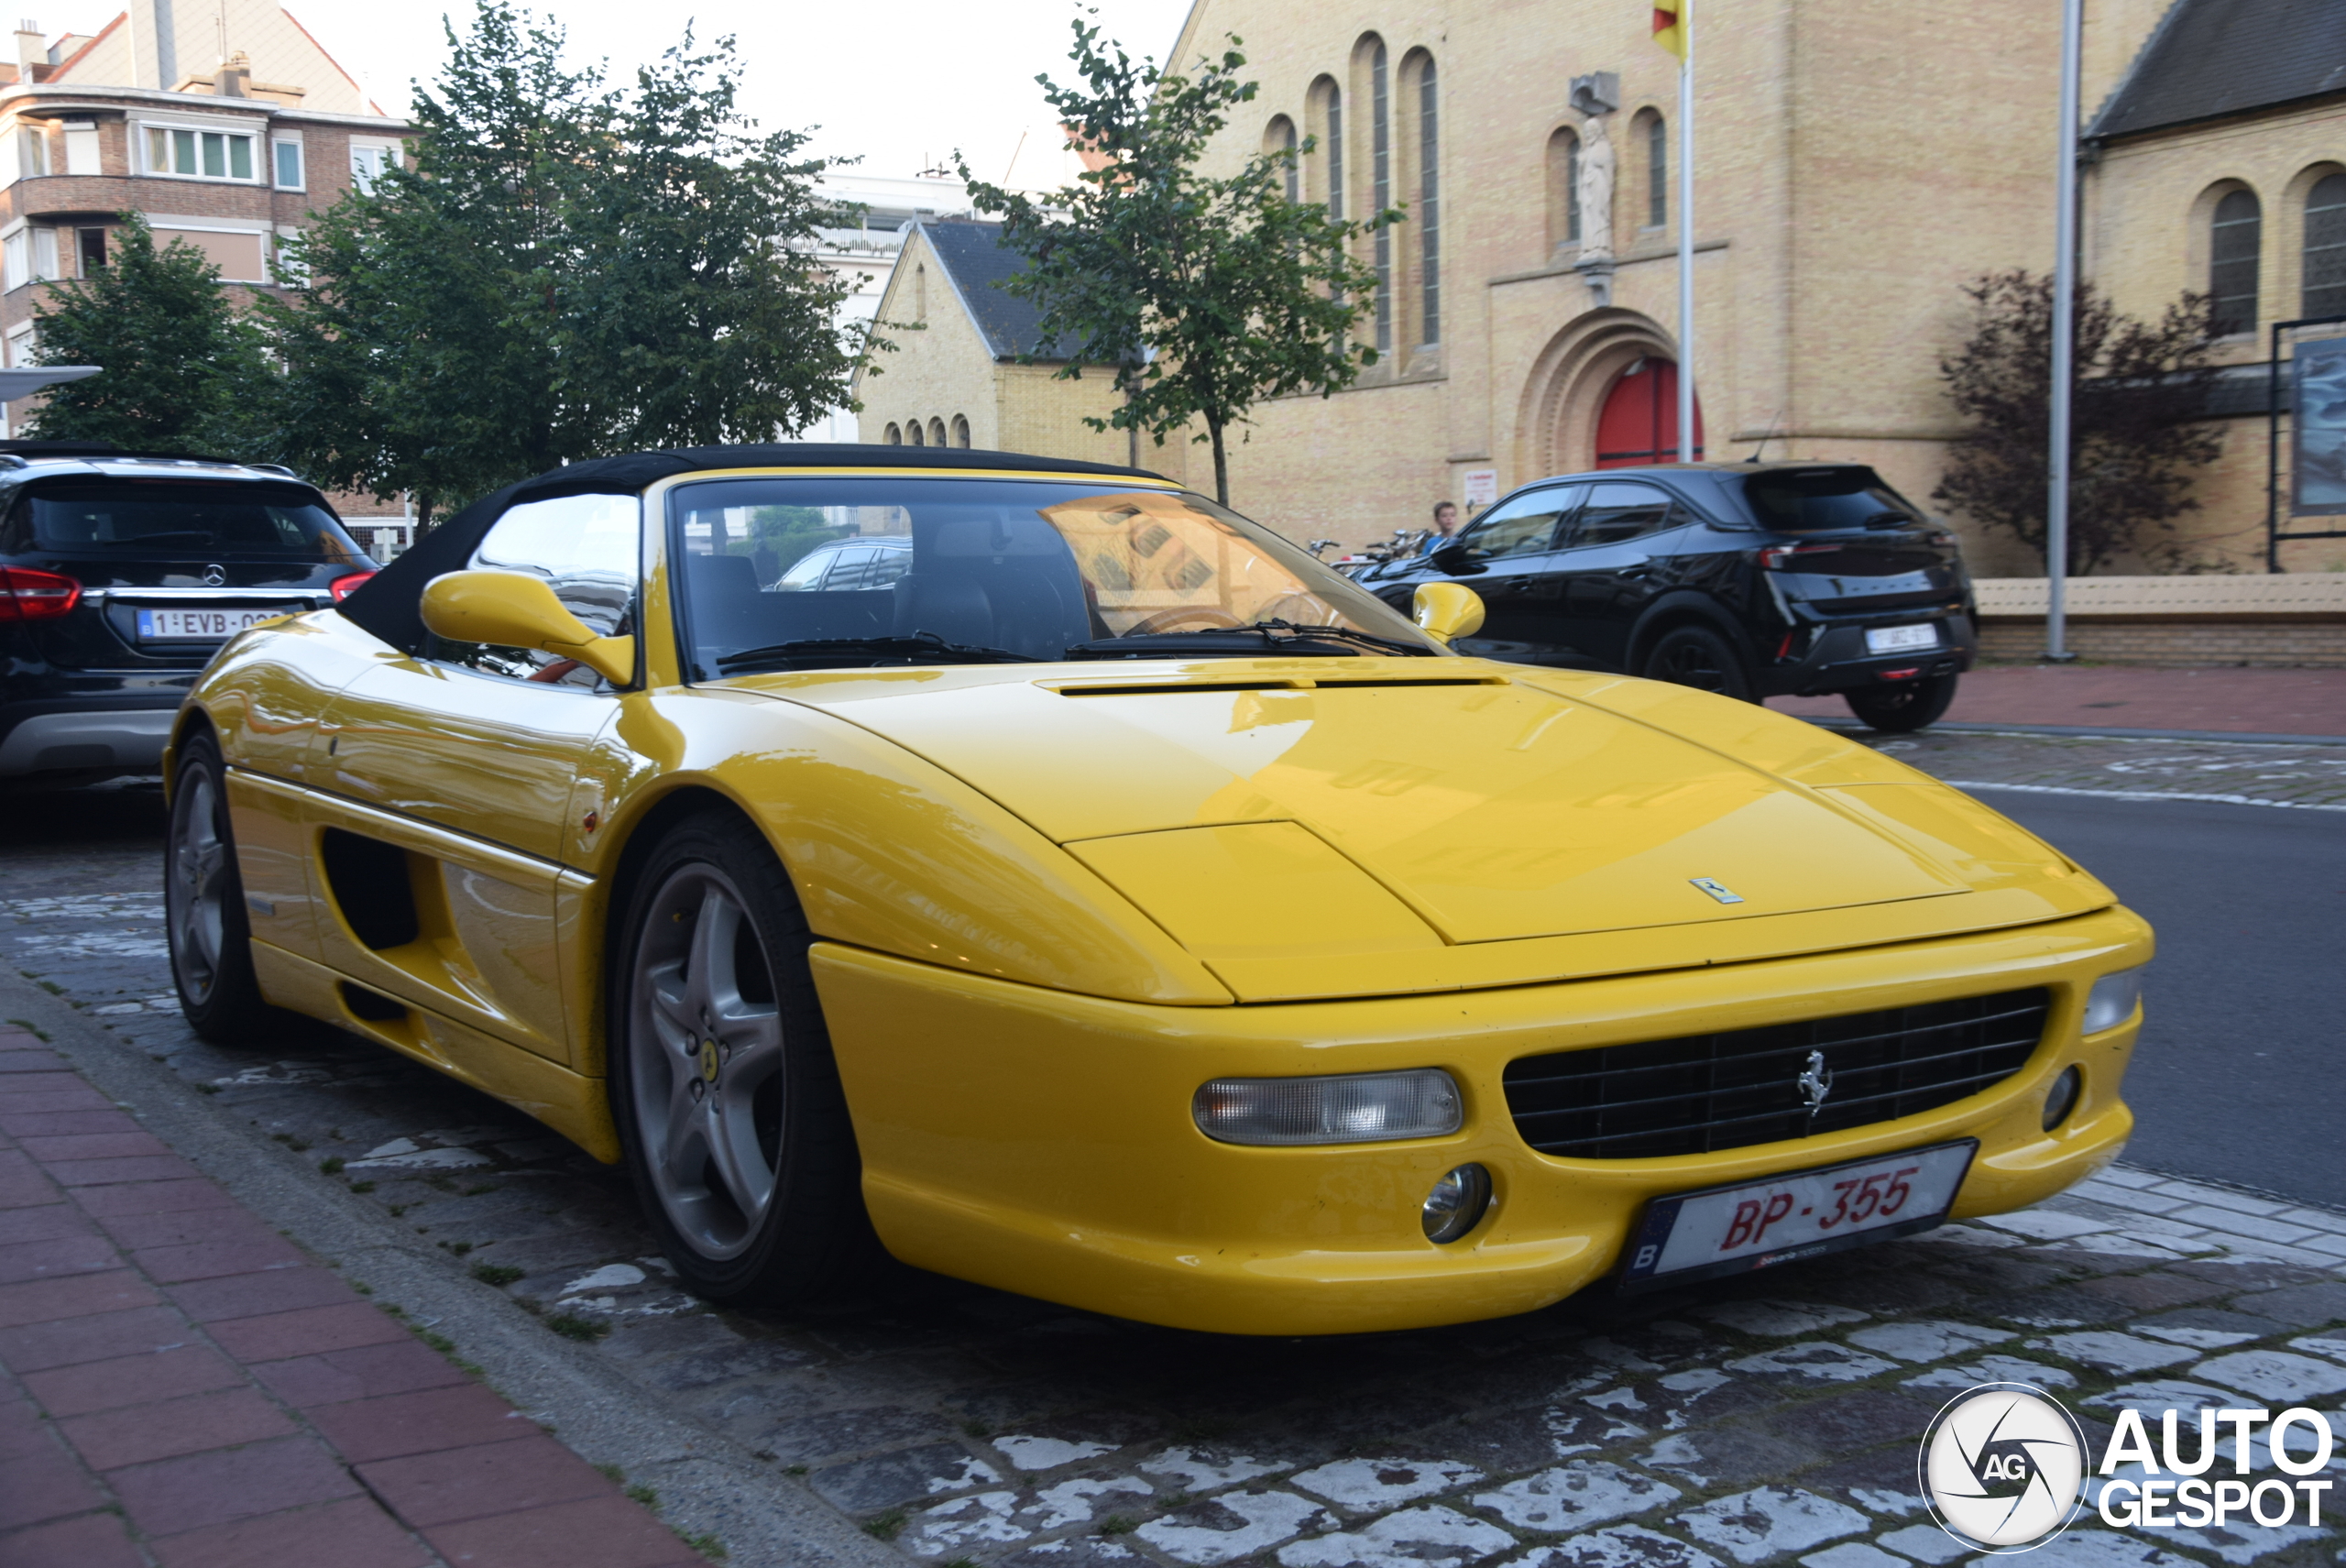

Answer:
[1677,10,1695,464]
[2045,0,2081,660]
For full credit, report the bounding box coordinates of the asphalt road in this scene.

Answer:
[1976,788,2346,1210]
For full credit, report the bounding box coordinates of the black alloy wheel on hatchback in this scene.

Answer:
[1355,462,1978,731]
[0,443,377,786]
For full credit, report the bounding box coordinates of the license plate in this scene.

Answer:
[1617,1139,1977,1291]
[135,609,282,642]
[1865,622,1939,654]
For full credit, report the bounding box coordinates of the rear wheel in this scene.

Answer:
[1640,625,1754,701]
[608,811,876,1307]
[1845,673,1958,732]
[166,732,273,1041]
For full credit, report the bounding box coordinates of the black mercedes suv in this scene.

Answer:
[0,443,376,786]
[1357,462,1977,730]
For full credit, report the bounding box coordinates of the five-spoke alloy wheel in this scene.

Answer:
[165,730,271,1040]
[612,811,872,1305]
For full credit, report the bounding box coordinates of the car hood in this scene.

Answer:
[730,659,2106,984]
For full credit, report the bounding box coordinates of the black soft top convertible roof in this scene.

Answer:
[335,443,1168,653]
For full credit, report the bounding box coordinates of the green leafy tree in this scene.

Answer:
[959,21,1394,504]
[22,214,270,453]
[1935,270,2225,574]
[258,1,869,523]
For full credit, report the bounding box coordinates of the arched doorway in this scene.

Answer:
[1594,357,1705,466]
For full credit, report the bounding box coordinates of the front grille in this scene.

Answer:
[1502,988,2050,1159]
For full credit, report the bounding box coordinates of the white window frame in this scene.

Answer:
[137,116,265,184]
[17,124,48,181]
[349,138,402,193]
[6,323,36,368]
[3,226,28,291]
[270,135,304,192]
[61,121,99,177]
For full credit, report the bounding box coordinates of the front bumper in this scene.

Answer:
[815,905,2150,1335]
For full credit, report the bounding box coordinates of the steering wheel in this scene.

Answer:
[1127,607,1246,635]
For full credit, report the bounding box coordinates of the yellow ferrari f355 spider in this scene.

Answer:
[164,445,2149,1335]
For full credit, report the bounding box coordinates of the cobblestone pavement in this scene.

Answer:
[4,751,2342,1568]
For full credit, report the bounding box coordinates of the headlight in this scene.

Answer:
[1191,1069,1464,1146]
[2080,968,2144,1034]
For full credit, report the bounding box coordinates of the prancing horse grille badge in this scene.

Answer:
[1689,877,1744,905]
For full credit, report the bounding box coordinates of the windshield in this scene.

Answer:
[9,480,368,561]
[667,477,1440,677]
[1739,468,1925,532]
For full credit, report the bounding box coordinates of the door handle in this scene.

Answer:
[1617,566,1652,580]
[1504,576,1536,591]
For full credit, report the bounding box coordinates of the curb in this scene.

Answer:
[0,970,910,1568]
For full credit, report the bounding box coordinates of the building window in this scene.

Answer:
[951,414,971,448]
[2305,172,2346,321]
[1317,81,1343,221]
[6,323,34,367]
[16,125,47,180]
[1266,115,1298,203]
[350,144,399,192]
[273,138,304,190]
[2,227,55,290]
[883,422,902,444]
[2209,187,2260,334]
[62,122,98,175]
[144,126,258,181]
[1370,40,1391,354]
[1417,56,1439,346]
[1547,127,1582,250]
[76,227,104,277]
[905,419,926,447]
[927,417,948,447]
[1642,111,1667,228]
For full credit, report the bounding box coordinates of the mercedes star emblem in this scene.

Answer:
[202,564,227,586]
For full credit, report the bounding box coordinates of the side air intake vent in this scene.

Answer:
[319,828,418,949]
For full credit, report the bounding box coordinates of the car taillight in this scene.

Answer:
[330,572,377,602]
[1759,543,1842,571]
[0,566,82,620]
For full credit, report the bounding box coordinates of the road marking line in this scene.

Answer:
[1944,780,2346,811]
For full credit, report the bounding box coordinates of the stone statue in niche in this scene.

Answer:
[1575,112,1616,264]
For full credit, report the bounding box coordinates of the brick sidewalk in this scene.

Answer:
[1769,664,2346,736]
[0,1025,705,1568]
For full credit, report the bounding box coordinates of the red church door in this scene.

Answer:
[1594,357,1705,466]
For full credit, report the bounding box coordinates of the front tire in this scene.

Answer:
[608,811,876,1307]
[166,731,273,1042]
[1640,624,1754,701]
[1845,673,1959,732]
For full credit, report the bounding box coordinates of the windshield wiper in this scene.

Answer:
[714,632,1036,673]
[1063,620,1431,659]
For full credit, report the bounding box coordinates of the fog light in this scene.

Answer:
[2080,967,2143,1034]
[1191,1069,1462,1146]
[2043,1066,2082,1132]
[1422,1164,1491,1243]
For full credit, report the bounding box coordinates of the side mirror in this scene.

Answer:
[420,570,636,687]
[1412,582,1486,646]
[1429,542,1482,576]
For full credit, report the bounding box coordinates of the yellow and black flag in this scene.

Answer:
[1652,0,1689,60]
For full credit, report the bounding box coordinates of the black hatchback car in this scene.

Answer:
[0,443,377,786]
[1357,462,1977,730]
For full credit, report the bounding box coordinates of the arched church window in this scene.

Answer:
[883,423,901,444]
[1639,111,1667,228]
[1369,39,1392,353]
[1266,115,1299,203]
[2210,187,2260,334]
[2305,172,2346,320]
[951,414,971,448]
[905,420,925,446]
[928,418,948,447]
[1548,126,1581,250]
[1417,55,1439,346]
